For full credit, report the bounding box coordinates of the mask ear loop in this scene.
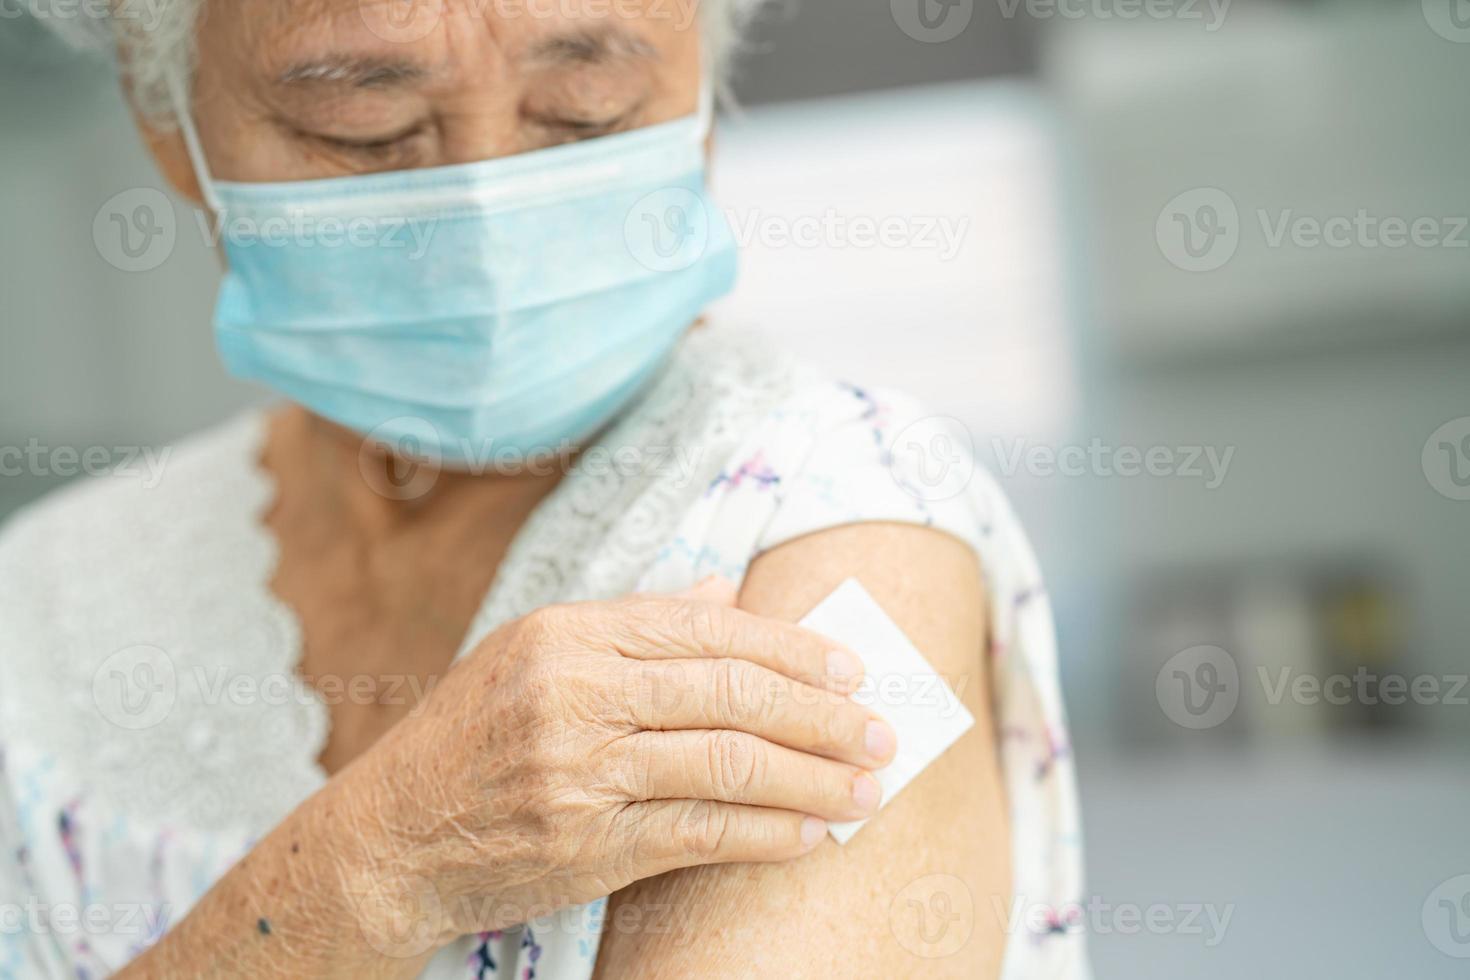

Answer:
[165,69,224,213]
[695,74,715,141]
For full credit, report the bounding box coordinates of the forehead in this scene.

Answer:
[215,0,700,73]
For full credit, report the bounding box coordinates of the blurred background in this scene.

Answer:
[3,2,1468,977]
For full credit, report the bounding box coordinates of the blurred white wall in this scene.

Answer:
[713,81,1079,442]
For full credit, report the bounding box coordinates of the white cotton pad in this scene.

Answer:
[799,578,977,844]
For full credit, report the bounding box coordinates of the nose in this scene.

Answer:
[433,98,529,167]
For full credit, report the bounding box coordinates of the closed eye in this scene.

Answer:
[316,122,429,154]
[529,101,646,138]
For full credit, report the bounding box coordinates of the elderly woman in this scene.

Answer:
[1,1,1084,977]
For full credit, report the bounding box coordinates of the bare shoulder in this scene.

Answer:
[594,521,1011,979]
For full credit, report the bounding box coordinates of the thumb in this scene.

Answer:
[674,575,739,607]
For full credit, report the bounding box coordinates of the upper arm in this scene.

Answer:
[592,521,1011,979]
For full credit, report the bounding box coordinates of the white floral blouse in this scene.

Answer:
[0,327,1087,979]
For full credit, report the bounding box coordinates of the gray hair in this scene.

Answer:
[42,0,775,124]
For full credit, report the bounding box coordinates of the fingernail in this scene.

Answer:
[826,649,864,686]
[801,816,827,847]
[852,772,881,813]
[865,719,896,764]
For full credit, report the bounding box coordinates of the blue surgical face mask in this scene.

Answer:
[170,80,736,466]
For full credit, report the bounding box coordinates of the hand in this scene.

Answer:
[339,578,898,952]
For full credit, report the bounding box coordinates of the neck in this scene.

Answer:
[266,405,567,541]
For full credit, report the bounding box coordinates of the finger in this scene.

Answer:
[620,799,829,873]
[626,660,897,769]
[610,596,866,694]
[613,729,882,823]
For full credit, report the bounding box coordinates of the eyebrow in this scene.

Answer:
[524,27,662,68]
[274,26,658,91]
[275,57,432,89]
